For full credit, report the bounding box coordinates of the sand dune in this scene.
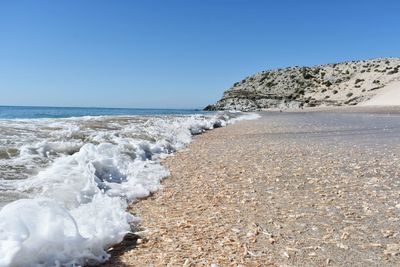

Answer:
[362,82,400,106]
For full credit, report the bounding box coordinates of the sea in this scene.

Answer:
[0,106,259,266]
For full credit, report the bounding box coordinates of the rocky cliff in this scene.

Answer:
[205,58,400,111]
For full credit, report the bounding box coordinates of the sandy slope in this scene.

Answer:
[103,108,400,266]
[361,82,400,106]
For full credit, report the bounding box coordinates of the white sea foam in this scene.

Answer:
[0,112,259,266]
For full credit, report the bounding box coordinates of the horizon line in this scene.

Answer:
[0,104,203,110]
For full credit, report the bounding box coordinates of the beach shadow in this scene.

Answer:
[95,232,141,267]
[110,232,141,255]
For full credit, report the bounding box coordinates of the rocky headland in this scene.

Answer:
[205,58,400,111]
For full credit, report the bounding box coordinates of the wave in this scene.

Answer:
[0,112,259,266]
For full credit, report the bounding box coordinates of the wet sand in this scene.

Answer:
[103,107,400,266]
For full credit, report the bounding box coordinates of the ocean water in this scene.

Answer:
[0,106,259,266]
[0,106,201,119]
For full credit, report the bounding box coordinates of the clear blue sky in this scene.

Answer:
[0,0,399,108]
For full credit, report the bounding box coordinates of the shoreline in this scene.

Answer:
[103,106,400,266]
[0,112,246,266]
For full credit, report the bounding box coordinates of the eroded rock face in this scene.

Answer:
[205,58,400,111]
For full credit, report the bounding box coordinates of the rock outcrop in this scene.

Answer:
[205,58,400,111]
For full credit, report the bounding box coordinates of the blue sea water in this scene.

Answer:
[0,105,204,119]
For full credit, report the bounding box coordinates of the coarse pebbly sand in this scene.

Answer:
[102,106,400,266]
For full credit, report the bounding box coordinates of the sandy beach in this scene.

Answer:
[103,107,400,266]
